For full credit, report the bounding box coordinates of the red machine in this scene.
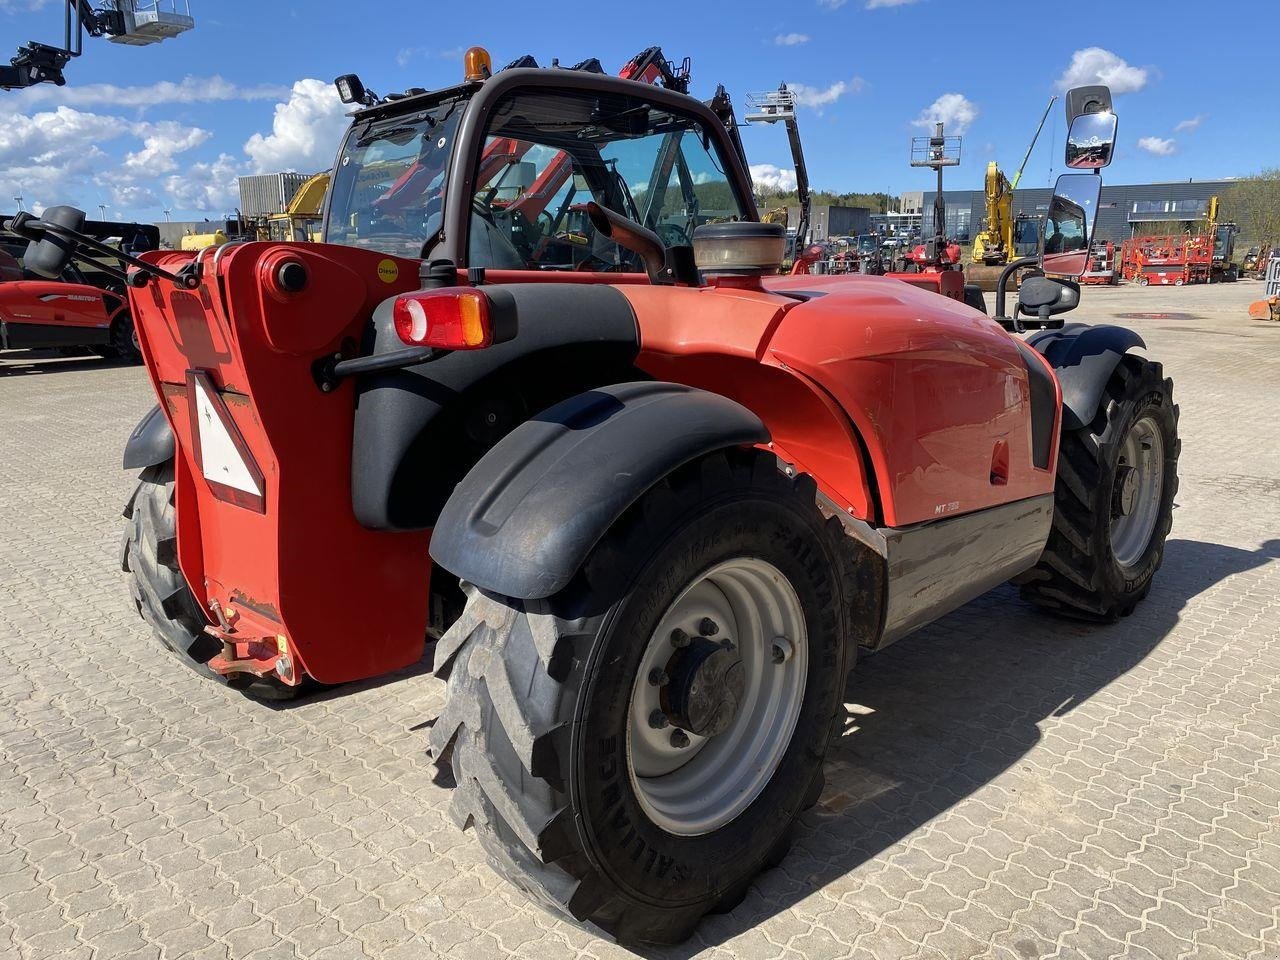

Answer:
[11,65,1178,947]
[1080,239,1119,285]
[0,217,157,359]
[1119,233,1212,286]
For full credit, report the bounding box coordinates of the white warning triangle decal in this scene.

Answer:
[193,378,262,496]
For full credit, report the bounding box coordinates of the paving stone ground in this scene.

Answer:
[1,280,1278,960]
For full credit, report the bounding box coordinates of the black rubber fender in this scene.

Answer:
[122,403,175,470]
[429,381,769,600]
[1026,323,1146,431]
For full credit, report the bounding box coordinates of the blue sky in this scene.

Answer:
[1,0,1271,220]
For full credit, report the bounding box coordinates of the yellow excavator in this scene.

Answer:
[967,97,1056,290]
[179,172,329,251]
[258,171,329,243]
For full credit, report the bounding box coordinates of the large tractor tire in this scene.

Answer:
[428,450,853,945]
[122,461,300,700]
[1017,356,1179,620]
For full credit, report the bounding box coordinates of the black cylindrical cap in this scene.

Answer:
[276,260,308,293]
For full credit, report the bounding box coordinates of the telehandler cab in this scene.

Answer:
[6,56,1176,945]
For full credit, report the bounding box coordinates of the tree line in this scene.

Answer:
[756,189,898,213]
[1225,169,1280,244]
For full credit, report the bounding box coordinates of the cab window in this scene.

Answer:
[468,88,748,271]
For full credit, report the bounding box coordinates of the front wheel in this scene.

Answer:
[428,451,853,944]
[1016,356,1179,620]
[94,314,142,362]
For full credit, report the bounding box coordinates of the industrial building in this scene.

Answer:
[779,203,870,241]
[922,179,1239,243]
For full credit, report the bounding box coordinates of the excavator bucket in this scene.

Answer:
[964,263,1021,292]
[1248,297,1279,322]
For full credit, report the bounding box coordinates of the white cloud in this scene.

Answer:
[1174,114,1206,133]
[0,76,349,218]
[13,75,289,110]
[912,92,978,135]
[1056,48,1148,95]
[817,0,848,7]
[787,77,865,109]
[243,78,348,174]
[867,0,922,7]
[749,163,798,193]
[1137,136,1176,156]
[774,33,811,45]
[164,153,244,212]
[121,121,211,176]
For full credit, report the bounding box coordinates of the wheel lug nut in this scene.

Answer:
[670,729,689,748]
[648,668,669,686]
[698,618,719,637]
[670,628,690,648]
[648,710,669,730]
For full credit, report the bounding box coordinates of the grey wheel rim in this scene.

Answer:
[1110,415,1164,568]
[626,558,807,836]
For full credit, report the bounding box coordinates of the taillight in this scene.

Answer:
[393,289,492,350]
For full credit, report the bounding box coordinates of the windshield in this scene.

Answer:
[466,87,748,270]
[323,99,464,257]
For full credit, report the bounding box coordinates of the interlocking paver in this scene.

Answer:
[2,280,1278,958]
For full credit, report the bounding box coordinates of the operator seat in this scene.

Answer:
[469,212,527,270]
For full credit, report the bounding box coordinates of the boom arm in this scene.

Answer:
[3,1,194,89]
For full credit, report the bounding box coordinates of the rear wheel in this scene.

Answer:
[1016,356,1179,620]
[428,451,854,944]
[122,461,301,700]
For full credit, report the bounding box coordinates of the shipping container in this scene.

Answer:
[238,173,310,217]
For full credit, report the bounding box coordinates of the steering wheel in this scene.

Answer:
[656,223,690,247]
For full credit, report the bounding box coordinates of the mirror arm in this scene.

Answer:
[993,255,1038,328]
[2,215,198,290]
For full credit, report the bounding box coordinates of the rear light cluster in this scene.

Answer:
[393,289,492,350]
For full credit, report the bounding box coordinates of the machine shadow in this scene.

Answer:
[652,536,1280,957]
[0,349,135,376]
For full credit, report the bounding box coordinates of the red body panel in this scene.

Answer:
[0,278,121,342]
[762,274,1058,527]
[132,244,432,684]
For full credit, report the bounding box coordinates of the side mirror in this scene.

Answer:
[21,205,84,279]
[1066,112,1118,169]
[1040,174,1100,278]
[1017,275,1080,324]
[1064,85,1112,124]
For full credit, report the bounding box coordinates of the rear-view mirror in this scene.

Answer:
[1066,112,1118,169]
[1041,174,1101,278]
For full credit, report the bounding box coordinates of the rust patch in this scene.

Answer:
[229,590,282,624]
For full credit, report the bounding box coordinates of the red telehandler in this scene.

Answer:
[0,217,158,360]
[5,60,1177,945]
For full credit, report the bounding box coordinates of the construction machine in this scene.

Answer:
[2,1,194,90]
[1205,195,1239,282]
[0,215,157,359]
[967,97,1056,290]
[7,62,1174,948]
[257,172,330,243]
[1241,244,1272,279]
